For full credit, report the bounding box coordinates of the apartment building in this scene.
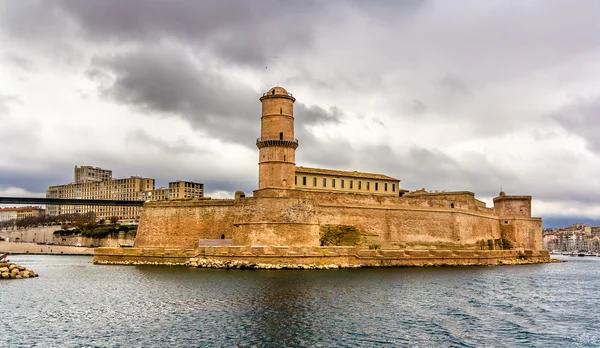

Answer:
[46,166,205,221]
[46,174,155,221]
[139,187,169,201]
[74,165,112,184]
[168,181,204,199]
[0,206,45,221]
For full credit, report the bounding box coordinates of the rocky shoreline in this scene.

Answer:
[0,261,38,280]
[93,256,561,269]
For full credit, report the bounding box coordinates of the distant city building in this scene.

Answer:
[139,187,169,201]
[74,165,112,184]
[168,181,204,199]
[0,206,45,221]
[543,223,600,252]
[46,166,205,221]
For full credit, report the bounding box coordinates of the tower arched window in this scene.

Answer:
[280,107,282,114]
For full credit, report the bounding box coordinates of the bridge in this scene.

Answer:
[0,197,145,206]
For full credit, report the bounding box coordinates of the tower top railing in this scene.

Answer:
[262,92,293,97]
[256,137,298,144]
[256,138,299,150]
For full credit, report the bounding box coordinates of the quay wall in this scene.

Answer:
[55,231,136,248]
[1,227,136,248]
[0,242,94,255]
[93,246,551,267]
[0,226,57,244]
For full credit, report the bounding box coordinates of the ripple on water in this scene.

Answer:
[1,255,600,347]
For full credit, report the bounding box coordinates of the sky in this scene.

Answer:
[0,1,599,228]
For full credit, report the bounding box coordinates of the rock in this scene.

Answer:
[0,262,38,280]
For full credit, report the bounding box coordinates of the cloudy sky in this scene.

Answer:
[1,1,599,227]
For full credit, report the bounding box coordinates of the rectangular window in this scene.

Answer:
[341,180,345,189]
[295,176,297,185]
[367,182,370,190]
[350,180,353,189]
[323,178,327,187]
[302,176,307,186]
[384,183,388,191]
[375,182,379,191]
[313,177,317,186]
[358,181,362,189]
[332,179,336,188]
[392,183,396,192]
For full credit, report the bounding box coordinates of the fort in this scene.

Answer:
[94,86,550,268]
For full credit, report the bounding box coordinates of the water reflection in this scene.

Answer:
[1,255,600,347]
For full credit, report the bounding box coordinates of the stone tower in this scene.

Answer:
[257,86,298,189]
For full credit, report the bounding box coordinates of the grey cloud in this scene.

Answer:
[552,96,600,153]
[92,47,260,145]
[126,130,199,155]
[0,165,73,193]
[91,46,350,149]
[2,0,320,67]
[296,104,344,125]
[440,75,469,94]
[2,53,35,71]
[0,95,20,114]
[410,99,427,114]
[2,0,600,221]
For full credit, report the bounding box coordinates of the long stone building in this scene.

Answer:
[95,86,549,267]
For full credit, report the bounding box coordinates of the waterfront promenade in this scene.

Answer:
[0,242,94,255]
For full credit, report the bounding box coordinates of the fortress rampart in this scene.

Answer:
[130,188,541,252]
[94,86,549,267]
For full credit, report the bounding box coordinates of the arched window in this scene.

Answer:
[220,234,225,239]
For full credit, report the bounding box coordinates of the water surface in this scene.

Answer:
[0,255,597,347]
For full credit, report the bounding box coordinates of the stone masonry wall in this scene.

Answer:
[133,189,541,252]
[500,218,542,250]
[94,246,552,267]
[232,196,320,246]
[134,200,235,249]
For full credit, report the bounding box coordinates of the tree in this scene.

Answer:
[109,216,119,225]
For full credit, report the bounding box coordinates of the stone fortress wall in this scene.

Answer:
[95,85,548,267]
[131,189,541,252]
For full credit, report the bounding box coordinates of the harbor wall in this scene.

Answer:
[94,246,551,267]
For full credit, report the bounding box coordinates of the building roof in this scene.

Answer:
[0,206,45,212]
[295,166,399,181]
[260,86,296,102]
